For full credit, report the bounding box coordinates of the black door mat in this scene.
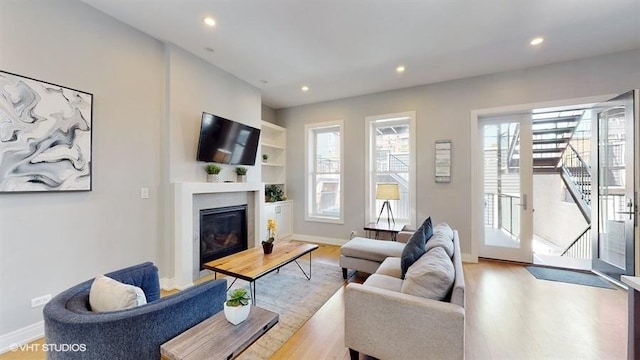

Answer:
[526,266,617,289]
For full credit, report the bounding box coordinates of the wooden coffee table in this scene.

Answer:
[161,306,278,360]
[204,240,319,304]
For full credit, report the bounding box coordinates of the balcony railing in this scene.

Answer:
[485,192,520,238]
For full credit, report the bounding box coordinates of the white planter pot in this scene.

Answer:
[224,303,251,325]
[207,174,220,183]
[237,175,246,183]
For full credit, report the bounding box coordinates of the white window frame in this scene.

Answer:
[365,111,417,227]
[305,120,344,224]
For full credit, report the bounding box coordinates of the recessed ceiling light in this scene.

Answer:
[301,86,309,92]
[530,37,544,46]
[260,80,269,84]
[396,65,406,73]
[203,17,216,27]
[204,47,215,53]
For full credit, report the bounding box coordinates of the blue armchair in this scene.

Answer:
[43,262,226,359]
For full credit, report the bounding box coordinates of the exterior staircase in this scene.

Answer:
[509,114,582,173]
[506,113,593,259]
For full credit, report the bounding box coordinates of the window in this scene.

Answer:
[365,112,416,226]
[305,120,343,223]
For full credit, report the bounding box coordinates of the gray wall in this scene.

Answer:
[277,49,640,256]
[0,0,261,338]
[262,104,277,124]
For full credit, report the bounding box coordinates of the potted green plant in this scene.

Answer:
[223,288,251,325]
[262,218,277,254]
[204,164,221,183]
[262,154,269,162]
[265,185,284,202]
[235,166,248,182]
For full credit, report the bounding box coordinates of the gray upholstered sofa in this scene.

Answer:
[43,262,226,360]
[340,230,414,279]
[344,227,465,360]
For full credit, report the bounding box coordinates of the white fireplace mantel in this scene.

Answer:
[172,182,264,289]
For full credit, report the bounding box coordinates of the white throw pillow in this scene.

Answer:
[401,247,455,301]
[89,275,147,312]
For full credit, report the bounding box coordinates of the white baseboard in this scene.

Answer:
[462,253,478,263]
[292,233,349,246]
[160,277,193,291]
[0,321,43,355]
[160,277,175,290]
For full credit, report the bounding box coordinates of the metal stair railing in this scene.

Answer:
[561,225,591,259]
[561,143,592,203]
[558,143,592,224]
[507,124,520,170]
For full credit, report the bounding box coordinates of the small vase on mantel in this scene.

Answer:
[207,174,220,183]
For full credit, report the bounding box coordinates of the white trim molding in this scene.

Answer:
[469,93,616,262]
[364,111,417,228]
[293,233,349,246]
[0,321,43,355]
[304,120,345,224]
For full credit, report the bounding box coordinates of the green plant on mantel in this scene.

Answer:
[204,164,221,174]
[235,166,248,175]
[225,288,250,307]
[265,184,284,202]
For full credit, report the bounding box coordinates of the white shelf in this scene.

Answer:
[261,142,285,150]
[261,120,286,188]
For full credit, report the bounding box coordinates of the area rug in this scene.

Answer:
[525,266,616,289]
[225,259,344,359]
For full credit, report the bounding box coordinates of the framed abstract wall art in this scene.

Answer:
[0,70,93,192]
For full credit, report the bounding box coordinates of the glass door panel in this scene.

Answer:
[593,90,637,280]
[480,116,533,263]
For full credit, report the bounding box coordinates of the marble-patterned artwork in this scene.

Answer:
[0,71,92,192]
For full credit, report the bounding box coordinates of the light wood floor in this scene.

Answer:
[1,243,628,360]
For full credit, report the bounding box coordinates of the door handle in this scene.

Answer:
[516,194,527,211]
[617,198,635,220]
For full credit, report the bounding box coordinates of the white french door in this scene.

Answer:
[479,115,533,263]
[592,90,638,280]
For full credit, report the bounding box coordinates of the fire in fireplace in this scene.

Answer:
[199,205,248,269]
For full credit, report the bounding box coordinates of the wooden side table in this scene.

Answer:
[363,222,405,241]
[161,306,278,360]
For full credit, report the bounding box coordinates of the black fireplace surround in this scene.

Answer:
[199,205,248,270]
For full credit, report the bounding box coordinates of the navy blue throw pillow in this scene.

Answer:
[400,217,433,279]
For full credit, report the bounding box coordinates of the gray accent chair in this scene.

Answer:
[43,262,226,360]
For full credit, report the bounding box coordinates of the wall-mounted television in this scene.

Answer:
[196,112,261,165]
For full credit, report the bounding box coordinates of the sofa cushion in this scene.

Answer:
[376,257,402,279]
[424,232,454,258]
[401,247,455,301]
[341,237,405,262]
[433,222,454,240]
[363,274,403,292]
[400,217,433,279]
[89,275,147,312]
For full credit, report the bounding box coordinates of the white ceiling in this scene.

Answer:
[82,0,640,109]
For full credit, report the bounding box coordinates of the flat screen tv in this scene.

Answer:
[196,112,261,165]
